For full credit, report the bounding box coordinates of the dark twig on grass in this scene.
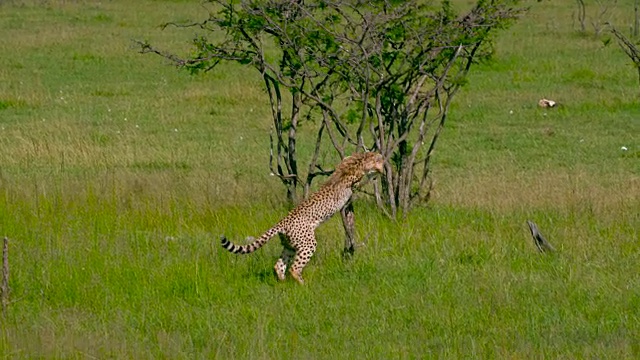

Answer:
[1,236,9,315]
[526,221,556,253]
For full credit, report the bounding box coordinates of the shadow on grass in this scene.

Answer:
[250,268,279,285]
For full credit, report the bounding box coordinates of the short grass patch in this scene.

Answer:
[0,0,638,358]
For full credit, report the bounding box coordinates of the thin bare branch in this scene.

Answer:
[304,121,326,198]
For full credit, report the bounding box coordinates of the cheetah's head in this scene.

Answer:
[326,151,385,188]
[359,151,385,175]
[340,151,384,180]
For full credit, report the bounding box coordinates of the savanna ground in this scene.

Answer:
[0,0,638,358]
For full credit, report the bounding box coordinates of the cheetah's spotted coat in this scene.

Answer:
[221,152,384,284]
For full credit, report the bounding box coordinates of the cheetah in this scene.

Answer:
[221,152,384,284]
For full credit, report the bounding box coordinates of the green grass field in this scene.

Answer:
[0,0,638,358]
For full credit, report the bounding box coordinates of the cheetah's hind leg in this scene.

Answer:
[289,240,317,285]
[274,247,295,281]
[274,234,294,281]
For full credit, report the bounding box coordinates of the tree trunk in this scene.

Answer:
[340,201,356,257]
